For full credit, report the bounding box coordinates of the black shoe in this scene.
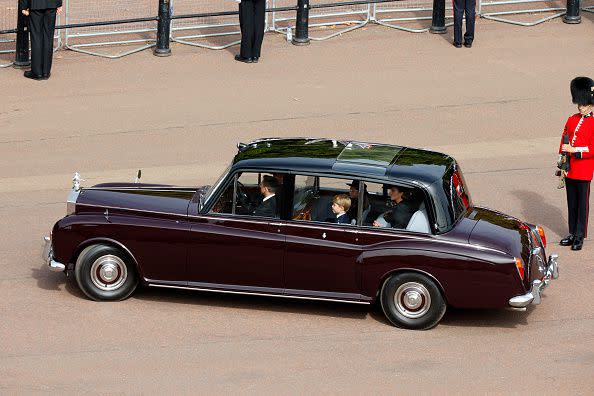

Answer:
[24,70,43,80]
[234,54,253,63]
[453,42,462,48]
[252,57,259,63]
[464,41,472,48]
[41,72,51,80]
[560,235,575,246]
[571,237,583,251]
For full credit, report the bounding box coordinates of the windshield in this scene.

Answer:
[202,164,232,208]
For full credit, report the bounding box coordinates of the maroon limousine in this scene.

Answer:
[43,138,558,329]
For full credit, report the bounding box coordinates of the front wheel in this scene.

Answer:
[380,272,446,330]
[74,244,138,301]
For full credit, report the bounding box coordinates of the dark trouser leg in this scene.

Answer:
[565,178,591,237]
[42,8,57,76]
[252,0,266,58]
[453,0,464,44]
[566,178,579,235]
[572,179,590,238]
[464,0,476,43]
[29,10,44,76]
[239,0,255,58]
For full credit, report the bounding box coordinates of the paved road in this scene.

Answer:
[1,17,593,394]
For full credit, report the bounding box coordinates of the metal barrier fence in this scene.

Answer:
[1,0,16,67]
[63,0,157,58]
[372,0,454,33]
[0,0,590,63]
[1,0,62,67]
[271,0,371,41]
[480,0,566,26]
[170,0,246,50]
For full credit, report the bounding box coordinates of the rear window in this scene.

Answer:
[433,163,473,233]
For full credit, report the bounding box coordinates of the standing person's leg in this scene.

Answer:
[566,178,579,237]
[239,0,255,59]
[452,0,464,46]
[42,8,57,78]
[464,0,476,46]
[252,0,266,60]
[28,10,44,77]
[573,180,590,239]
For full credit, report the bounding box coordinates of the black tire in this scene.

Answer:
[74,244,138,301]
[380,272,446,330]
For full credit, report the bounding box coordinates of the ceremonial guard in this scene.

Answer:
[559,77,594,251]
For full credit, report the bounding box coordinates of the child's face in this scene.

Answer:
[332,202,345,214]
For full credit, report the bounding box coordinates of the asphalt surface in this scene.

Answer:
[1,16,594,394]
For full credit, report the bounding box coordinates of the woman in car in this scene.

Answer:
[373,185,416,229]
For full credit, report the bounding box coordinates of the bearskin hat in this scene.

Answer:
[570,76,594,105]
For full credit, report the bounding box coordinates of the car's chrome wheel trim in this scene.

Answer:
[90,255,127,291]
[394,282,431,319]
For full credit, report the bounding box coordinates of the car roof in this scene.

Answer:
[232,138,455,186]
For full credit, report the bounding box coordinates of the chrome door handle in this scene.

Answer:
[269,222,283,227]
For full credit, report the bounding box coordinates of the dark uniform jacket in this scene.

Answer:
[19,0,62,10]
[253,196,276,218]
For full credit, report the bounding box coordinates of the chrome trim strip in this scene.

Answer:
[355,227,507,255]
[85,187,198,192]
[76,203,187,219]
[191,214,278,225]
[148,284,371,305]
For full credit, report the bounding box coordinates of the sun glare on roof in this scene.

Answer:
[337,142,404,167]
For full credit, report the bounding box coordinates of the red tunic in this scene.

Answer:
[559,113,594,181]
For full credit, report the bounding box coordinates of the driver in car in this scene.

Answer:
[253,175,280,217]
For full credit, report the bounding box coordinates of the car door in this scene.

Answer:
[282,174,362,301]
[186,171,286,292]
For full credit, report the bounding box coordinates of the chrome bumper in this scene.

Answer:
[509,254,559,308]
[43,236,66,273]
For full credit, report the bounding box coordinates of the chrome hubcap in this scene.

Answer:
[394,282,431,319]
[90,255,127,291]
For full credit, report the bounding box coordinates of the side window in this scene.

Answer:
[363,181,430,233]
[291,175,354,225]
[209,172,284,218]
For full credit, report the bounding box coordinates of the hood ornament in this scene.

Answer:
[72,172,83,191]
[135,169,142,183]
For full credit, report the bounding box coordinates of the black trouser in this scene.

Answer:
[453,0,476,44]
[565,178,591,238]
[29,8,57,77]
[239,0,266,59]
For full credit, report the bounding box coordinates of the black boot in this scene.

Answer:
[571,236,583,251]
[560,235,575,246]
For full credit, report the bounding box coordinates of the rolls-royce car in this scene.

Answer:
[43,138,558,329]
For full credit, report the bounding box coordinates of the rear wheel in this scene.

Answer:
[380,272,446,330]
[75,244,138,301]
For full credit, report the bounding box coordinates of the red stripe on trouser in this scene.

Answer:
[585,183,590,238]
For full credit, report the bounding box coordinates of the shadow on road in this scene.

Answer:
[439,306,532,328]
[32,262,535,329]
[512,189,567,237]
[30,263,86,299]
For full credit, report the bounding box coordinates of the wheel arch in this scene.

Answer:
[70,238,143,279]
[375,268,448,305]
